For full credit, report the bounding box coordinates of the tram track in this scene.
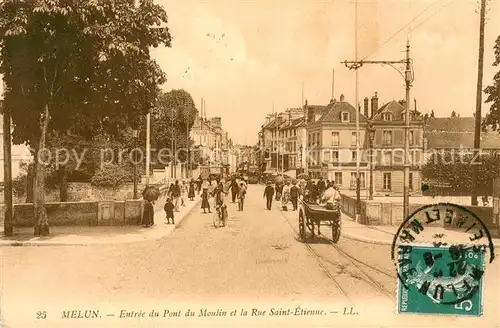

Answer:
[278,206,395,301]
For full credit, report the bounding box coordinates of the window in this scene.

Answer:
[352,150,357,161]
[308,134,311,147]
[312,133,315,147]
[293,142,296,152]
[331,132,340,146]
[316,133,320,146]
[409,172,413,191]
[409,131,414,145]
[360,172,365,188]
[349,172,366,188]
[383,173,392,190]
[383,151,392,165]
[383,113,392,121]
[323,151,331,162]
[351,132,357,145]
[334,172,343,185]
[332,151,339,161]
[383,131,393,145]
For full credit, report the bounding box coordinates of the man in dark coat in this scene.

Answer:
[316,177,326,194]
[230,178,239,203]
[263,182,275,210]
[142,199,155,227]
[290,182,300,211]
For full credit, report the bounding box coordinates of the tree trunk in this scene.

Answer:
[33,104,50,236]
[59,165,68,202]
[25,162,34,203]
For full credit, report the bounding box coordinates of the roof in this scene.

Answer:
[317,101,368,123]
[424,117,476,132]
[281,116,306,129]
[425,131,500,149]
[373,100,404,119]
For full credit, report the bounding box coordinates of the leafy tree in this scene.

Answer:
[0,0,172,235]
[484,35,500,131]
[430,110,435,117]
[151,89,198,165]
[421,151,500,195]
[451,111,457,117]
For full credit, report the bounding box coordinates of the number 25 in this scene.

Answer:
[36,311,47,319]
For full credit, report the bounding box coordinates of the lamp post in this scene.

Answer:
[132,129,139,199]
[299,144,303,174]
[367,123,375,200]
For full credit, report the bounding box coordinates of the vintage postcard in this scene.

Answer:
[1,0,499,327]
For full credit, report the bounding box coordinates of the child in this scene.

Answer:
[164,197,175,224]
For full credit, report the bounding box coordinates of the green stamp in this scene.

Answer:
[396,244,485,316]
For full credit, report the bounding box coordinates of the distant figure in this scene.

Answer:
[264,182,275,210]
[180,180,187,207]
[142,199,155,228]
[290,182,299,211]
[281,182,290,211]
[275,183,282,201]
[237,182,247,211]
[196,176,202,195]
[188,179,196,201]
[231,178,239,203]
[171,180,181,211]
[164,197,175,224]
[201,187,211,214]
[482,196,489,206]
[321,182,341,210]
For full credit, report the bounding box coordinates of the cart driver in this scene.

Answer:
[321,182,341,210]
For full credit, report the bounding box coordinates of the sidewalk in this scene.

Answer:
[341,214,500,249]
[0,198,201,247]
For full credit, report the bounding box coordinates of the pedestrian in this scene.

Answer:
[180,180,187,206]
[281,182,290,211]
[196,176,202,195]
[172,180,181,211]
[201,187,211,213]
[164,197,175,224]
[275,182,282,201]
[237,181,246,211]
[321,181,341,209]
[188,179,196,201]
[290,182,299,211]
[231,178,239,203]
[316,177,326,195]
[142,199,155,227]
[263,182,275,210]
[167,182,174,199]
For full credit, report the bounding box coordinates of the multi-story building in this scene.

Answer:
[368,95,425,196]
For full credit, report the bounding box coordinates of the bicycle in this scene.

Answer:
[213,203,228,228]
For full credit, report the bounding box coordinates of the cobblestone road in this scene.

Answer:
[1,185,498,328]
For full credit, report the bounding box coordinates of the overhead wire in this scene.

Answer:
[361,0,452,61]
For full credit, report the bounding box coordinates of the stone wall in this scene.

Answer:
[342,194,497,230]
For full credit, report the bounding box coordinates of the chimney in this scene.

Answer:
[364,97,369,118]
[340,94,345,101]
[371,92,379,115]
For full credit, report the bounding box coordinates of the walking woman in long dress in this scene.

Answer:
[188,179,196,201]
[201,186,211,213]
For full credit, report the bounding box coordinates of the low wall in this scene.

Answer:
[341,194,497,230]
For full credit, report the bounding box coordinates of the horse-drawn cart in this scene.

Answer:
[298,199,341,242]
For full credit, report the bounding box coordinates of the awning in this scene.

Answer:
[283,169,296,179]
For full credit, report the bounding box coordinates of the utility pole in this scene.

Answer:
[342,40,413,221]
[3,90,13,236]
[472,0,487,206]
[145,111,151,186]
[354,0,361,222]
[171,108,175,180]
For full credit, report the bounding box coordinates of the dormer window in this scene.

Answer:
[341,112,350,122]
[382,113,392,121]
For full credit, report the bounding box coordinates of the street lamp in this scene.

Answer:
[299,144,303,173]
[367,122,376,200]
[132,129,139,199]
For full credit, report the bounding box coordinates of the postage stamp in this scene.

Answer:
[391,202,495,317]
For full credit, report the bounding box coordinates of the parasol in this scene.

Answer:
[274,175,284,184]
[297,173,310,180]
[142,186,161,202]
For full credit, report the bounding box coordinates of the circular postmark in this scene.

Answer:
[391,203,495,312]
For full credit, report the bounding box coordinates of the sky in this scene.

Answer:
[148,0,500,145]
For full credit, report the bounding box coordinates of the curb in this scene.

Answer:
[0,199,201,247]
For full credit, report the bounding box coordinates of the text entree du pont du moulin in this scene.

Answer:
[118,307,326,318]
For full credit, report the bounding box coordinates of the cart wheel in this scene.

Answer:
[298,210,306,240]
[331,214,341,243]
